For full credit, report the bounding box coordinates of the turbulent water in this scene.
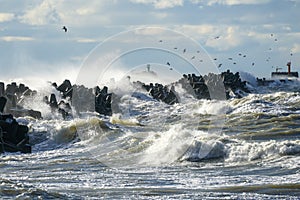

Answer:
[1,77,300,199]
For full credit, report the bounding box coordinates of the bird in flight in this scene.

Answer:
[218,63,222,68]
[191,56,195,60]
[166,62,171,66]
[183,48,186,53]
[62,26,67,32]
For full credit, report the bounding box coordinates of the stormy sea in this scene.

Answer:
[1,72,300,199]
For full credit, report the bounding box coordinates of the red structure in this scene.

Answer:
[271,62,298,78]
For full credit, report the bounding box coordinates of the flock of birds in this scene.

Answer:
[61,26,294,71]
[157,33,295,71]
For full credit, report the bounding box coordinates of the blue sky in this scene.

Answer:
[1,0,300,84]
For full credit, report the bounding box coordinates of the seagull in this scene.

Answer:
[228,58,233,60]
[169,68,173,70]
[199,59,203,62]
[243,55,246,58]
[183,48,186,53]
[62,26,67,32]
[238,53,242,56]
[233,62,237,65]
[290,53,293,56]
[166,62,171,66]
[274,39,278,42]
[218,63,222,68]
[213,58,217,61]
[252,62,255,66]
[197,50,200,53]
[214,36,220,39]
[191,56,195,60]
[174,47,178,50]
[271,33,273,37]
[159,40,163,43]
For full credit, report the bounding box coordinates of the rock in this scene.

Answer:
[0,98,31,153]
[140,82,179,105]
[0,96,7,113]
[0,82,4,96]
[95,86,112,116]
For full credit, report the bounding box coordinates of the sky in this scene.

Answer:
[1,0,300,85]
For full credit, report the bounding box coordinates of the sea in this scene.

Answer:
[1,73,300,199]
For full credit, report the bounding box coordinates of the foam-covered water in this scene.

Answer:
[1,78,300,199]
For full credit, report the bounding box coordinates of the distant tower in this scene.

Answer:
[147,64,150,72]
[287,61,291,75]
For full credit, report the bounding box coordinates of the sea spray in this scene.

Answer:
[139,124,196,165]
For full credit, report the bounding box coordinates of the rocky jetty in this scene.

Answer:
[1,70,249,119]
[0,70,250,154]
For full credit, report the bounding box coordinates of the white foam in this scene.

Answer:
[197,99,231,115]
[226,140,300,163]
[140,124,210,165]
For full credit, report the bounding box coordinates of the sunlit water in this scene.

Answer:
[1,79,300,199]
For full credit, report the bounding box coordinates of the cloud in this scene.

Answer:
[75,7,96,16]
[0,13,15,22]
[20,0,61,25]
[130,0,184,9]
[177,24,216,36]
[205,26,242,50]
[75,37,98,43]
[0,36,34,42]
[191,0,271,6]
[292,44,300,53]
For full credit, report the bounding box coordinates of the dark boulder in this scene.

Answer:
[0,98,31,154]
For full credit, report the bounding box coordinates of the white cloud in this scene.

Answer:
[179,24,216,36]
[0,13,15,22]
[0,36,34,42]
[173,24,244,50]
[205,26,242,50]
[130,0,184,9]
[75,37,97,43]
[19,0,112,27]
[292,44,300,53]
[20,0,61,25]
[191,0,271,6]
[56,1,111,27]
[76,7,96,16]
